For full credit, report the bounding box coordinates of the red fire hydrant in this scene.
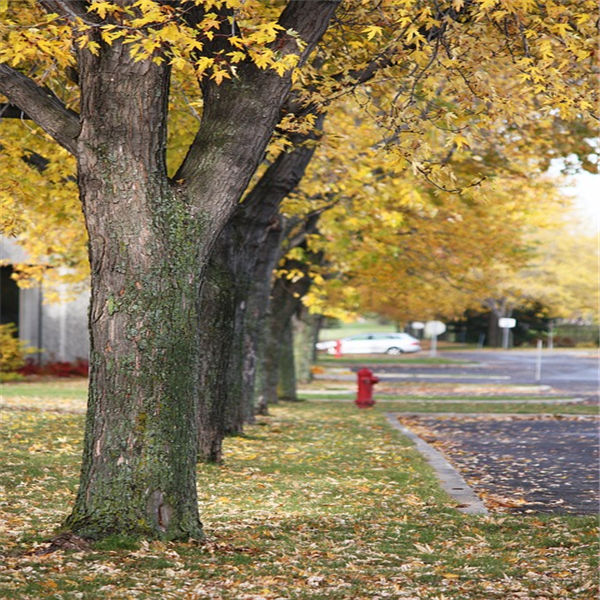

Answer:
[334,339,342,358]
[355,367,379,408]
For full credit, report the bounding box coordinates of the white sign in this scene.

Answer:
[411,321,425,330]
[498,318,516,329]
[424,320,446,338]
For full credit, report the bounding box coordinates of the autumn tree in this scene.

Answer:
[478,220,599,345]
[0,0,339,540]
[1,0,597,541]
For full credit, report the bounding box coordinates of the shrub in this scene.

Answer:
[18,358,89,377]
[554,336,576,348]
[0,323,35,373]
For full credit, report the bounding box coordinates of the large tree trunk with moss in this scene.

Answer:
[1,2,338,540]
[64,52,205,540]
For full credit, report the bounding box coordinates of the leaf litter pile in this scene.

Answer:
[0,384,598,599]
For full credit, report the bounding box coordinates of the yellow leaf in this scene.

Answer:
[453,134,470,150]
[210,68,230,85]
[363,25,382,40]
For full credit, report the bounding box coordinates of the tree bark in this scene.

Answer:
[293,308,319,385]
[64,46,205,540]
[277,317,298,401]
[0,1,340,539]
[257,258,314,410]
[196,113,327,449]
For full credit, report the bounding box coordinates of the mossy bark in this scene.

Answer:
[64,45,204,540]
[56,4,337,538]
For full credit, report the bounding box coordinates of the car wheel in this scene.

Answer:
[386,347,402,355]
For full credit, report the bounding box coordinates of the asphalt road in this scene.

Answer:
[398,413,599,515]
[353,350,599,397]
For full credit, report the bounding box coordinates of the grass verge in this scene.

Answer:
[0,383,597,599]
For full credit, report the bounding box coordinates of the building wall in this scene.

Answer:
[0,236,89,363]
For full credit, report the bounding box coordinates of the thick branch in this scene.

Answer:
[0,103,31,119]
[0,65,80,155]
[39,1,102,25]
[174,1,339,234]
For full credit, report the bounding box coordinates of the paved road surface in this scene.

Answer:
[449,350,598,394]
[397,413,599,515]
[342,350,599,397]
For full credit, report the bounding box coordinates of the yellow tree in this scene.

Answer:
[1,0,339,541]
[286,91,576,321]
[0,0,597,542]
[480,222,599,332]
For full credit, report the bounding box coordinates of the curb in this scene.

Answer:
[385,412,488,515]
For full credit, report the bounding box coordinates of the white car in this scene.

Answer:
[316,332,421,355]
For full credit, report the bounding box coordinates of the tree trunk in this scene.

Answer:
[277,317,298,401]
[196,238,243,463]
[258,259,314,409]
[65,51,204,540]
[485,298,509,348]
[293,308,319,385]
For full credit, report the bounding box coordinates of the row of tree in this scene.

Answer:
[0,0,596,541]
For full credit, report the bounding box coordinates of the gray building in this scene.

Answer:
[0,236,89,364]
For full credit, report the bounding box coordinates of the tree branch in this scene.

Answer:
[174,1,339,234]
[0,65,80,155]
[39,1,102,26]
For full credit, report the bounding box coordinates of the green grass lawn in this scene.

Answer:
[0,380,598,599]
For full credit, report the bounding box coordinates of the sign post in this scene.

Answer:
[498,317,516,349]
[535,339,543,382]
[424,321,446,357]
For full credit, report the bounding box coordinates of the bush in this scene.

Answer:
[0,371,25,383]
[554,336,576,348]
[0,323,35,373]
[18,358,89,377]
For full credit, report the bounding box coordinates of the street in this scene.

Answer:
[361,350,599,397]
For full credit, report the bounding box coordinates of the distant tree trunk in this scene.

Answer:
[258,255,315,410]
[485,298,510,348]
[293,308,319,385]
[278,317,298,401]
[196,233,247,463]
[487,312,499,347]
